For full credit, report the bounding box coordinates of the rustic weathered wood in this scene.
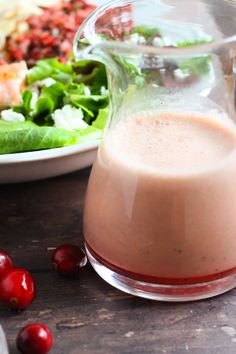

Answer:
[0,168,236,354]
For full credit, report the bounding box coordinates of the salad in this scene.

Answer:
[0,58,108,154]
[0,0,109,155]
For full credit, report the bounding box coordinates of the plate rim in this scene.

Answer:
[0,140,99,165]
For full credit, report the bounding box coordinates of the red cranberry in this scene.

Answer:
[0,268,35,311]
[52,244,87,276]
[17,323,53,354]
[0,248,13,279]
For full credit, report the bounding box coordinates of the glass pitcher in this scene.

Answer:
[74,0,236,301]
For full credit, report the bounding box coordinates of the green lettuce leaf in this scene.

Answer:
[132,26,161,40]
[176,39,213,47]
[36,82,65,123]
[72,60,107,94]
[179,56,211,76]
[92,107,109,130]
[40,82,65,108]
[76,126,103,144]
[64,82,85,95]
[27,58,73,84]
[0,120,102,154]
[0,120,79,154]
[31,97,55,125]
[13,90,33,118]
[66,94,109,116]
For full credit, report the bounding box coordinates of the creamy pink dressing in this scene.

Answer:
[84,111,236,281]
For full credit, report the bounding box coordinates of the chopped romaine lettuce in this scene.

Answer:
[0,120,101,154]
[0,120,78,154]
[92,107,109,130]
[13,90,33,118]
[179,56,211,76]
[0,57,109,154]
[72,60,107,94]
[77,126,103,144]
[132,26,161,40]
[27,58,73,84]
[176,39,213,47]
[67,94,108,115]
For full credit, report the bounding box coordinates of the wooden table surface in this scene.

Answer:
[0,168,236,354]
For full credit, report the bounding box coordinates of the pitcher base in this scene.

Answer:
[86,246,236,302]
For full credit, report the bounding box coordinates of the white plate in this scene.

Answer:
[0,141,99,184]
[0,0,108,184]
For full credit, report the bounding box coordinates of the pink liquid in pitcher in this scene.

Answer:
[84,111,236,284]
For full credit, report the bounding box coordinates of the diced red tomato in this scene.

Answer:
[5,0,96,67]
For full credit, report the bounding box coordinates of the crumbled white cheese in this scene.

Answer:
[84,86,91,96]
[1,109,25,122]
[125,33,146,45]
[52,105,87,131]
[152,36,172,47]
[162,36,172,47]
[125,33,140,44]
[100,86,108,96]
[39,78,56,87]
[152,37,164,47]
[30,90,39,109]
[138,35,146,44]
[174,68,190,80]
